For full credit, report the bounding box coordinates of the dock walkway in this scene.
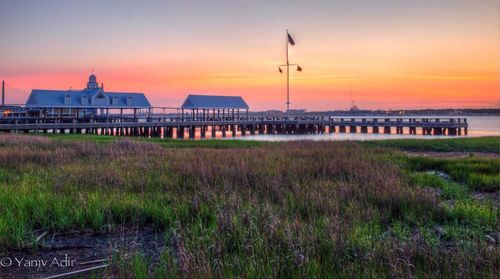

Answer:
[0,116,468,138]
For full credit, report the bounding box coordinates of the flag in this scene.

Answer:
[278,67,283,73]
[297,65,302,72]
[287,32,295,46]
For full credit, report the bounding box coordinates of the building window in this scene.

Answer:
[64,94,71,105]
[81,96,89,105]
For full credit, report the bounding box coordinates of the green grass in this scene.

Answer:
[410,172,469,199]
[446,200,497,228]
[45,133,267,148]
[364,136,500,153]
[405,156,500,192]
[0,134,497,278]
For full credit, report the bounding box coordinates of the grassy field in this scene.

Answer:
[363,136,500,153]
[0,134,498,278]
[43,133,267,148]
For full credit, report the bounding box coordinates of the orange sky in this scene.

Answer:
[1,0,499,111]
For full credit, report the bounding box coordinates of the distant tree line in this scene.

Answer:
[255,108,500,116]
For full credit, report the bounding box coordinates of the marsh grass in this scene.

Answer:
[44,133,267,148]
[364,136,500,153]
[405,156,500,192]
[0,135,497,277]
[410,172,469,200]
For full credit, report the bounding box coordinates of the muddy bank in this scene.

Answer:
[0,226,164,279]
[403,151,499,159]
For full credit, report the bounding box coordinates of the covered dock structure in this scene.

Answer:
[24,74,151,119]
[180,94,249,121]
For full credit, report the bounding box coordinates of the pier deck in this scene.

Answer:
[0,116,468,138]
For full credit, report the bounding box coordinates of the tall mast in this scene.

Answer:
[286,29,290,112]
[1,80,4,106]
[349,80,352,107]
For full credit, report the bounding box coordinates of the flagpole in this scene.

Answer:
[279,29,300,113]
[285,29,289,112]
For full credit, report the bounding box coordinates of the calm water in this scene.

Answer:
[232,116,500,142]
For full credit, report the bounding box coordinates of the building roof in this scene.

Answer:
[26,88,151,108]
[25,74,151,109]
[181,94,249,110]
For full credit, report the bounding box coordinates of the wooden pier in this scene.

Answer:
[0,115,468,138]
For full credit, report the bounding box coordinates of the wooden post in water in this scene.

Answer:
[189,126,195,139]
[231,124,237,136]
[212,125,216,138]
[250,125,256,135]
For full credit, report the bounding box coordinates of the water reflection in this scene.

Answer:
[56,115,498,141]
[230,116,500,142]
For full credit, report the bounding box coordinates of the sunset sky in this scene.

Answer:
[0,0,498,111]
